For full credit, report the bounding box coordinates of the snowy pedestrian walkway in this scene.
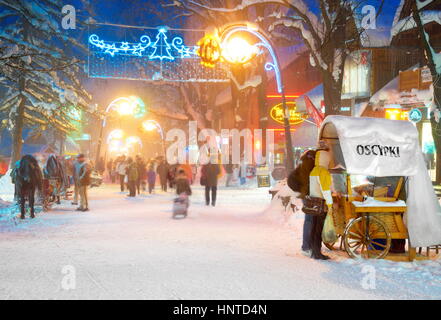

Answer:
[1,185,440,300]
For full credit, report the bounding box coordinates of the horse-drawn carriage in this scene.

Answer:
[318,116,441,261]
[41,155,71,211]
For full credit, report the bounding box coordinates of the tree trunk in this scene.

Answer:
[412,0,441,183]
[434,82,441,183]
[430,112,441,183]
[322,71,342,116]
[10,77,26,168]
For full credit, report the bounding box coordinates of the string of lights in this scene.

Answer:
[88,25,230,82]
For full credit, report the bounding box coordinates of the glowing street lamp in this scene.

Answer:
[108,139,123,154]
[142,119,166,157]
[96,96,143,165]
[222,37,258,65]
[125,136,142,156]
[117,101,135,116]
[107,129,124,143]
[126,136,142,146]
[142,121,158,132]
[197,23,295,172]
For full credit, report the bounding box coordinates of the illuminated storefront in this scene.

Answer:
[266,97,317,165]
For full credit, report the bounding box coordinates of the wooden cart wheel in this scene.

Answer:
[324,234,341,250]
[343,215,391,259]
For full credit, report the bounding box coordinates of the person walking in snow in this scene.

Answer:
[156,159,169,192]
[201,156,220,207]
[107,158,114,183]
[168,164,178,189]
[116,155,127,192]
[135,155,146,195]
[75,154,91,212]
[126,157,138,197]
[147,165,156,194]
[72,155,82,206]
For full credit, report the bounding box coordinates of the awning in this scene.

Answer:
[319,115,441,247]
[319,115,419,177]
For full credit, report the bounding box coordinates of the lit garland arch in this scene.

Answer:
[88,24,229,82]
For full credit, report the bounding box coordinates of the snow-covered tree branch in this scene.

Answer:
[169,0,384,115]
[0,0,93,165]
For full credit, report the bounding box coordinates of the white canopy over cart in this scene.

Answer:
[320,116,441,247]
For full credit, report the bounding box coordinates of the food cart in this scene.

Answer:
[319,116,441,260]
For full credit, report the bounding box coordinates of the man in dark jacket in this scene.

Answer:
[156,160,169,192]
[126,157,138,197]
[75,154,90,212]
[135,155,146,195]
[201,162,220,206]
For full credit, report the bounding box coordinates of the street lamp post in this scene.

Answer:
[201,23,295,173]
[95,97,134,166]
[142,119,166,158]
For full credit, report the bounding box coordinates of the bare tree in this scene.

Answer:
[0,0,92,165]
[411,0,441,182]
[167,0,384,116]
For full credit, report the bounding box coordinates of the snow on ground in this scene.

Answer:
[0,184,441,300]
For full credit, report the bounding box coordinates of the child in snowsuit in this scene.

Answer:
[173,168,192,218]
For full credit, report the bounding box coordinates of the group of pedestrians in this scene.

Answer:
[106,155,153,197]
[106,156,195,198]
[104,155,222,207]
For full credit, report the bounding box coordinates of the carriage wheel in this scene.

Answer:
[324,234,341,251]
[343,216,391,259]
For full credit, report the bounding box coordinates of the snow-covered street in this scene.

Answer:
[1,184,441,300]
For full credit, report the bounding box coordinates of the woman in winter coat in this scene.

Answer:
[309,150,333,260]
[147,165,156,194]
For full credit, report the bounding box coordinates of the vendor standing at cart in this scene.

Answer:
[309,149,334,260]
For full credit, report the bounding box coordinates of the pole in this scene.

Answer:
[95,117,105,166]
[219,24,295,174]
[281,86,294,173]
[157,124,166,159]
[162,139,166,159]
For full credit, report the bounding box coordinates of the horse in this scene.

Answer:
[14,155,43,219]
[287,149,317,199]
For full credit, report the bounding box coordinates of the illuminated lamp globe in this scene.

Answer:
[222,37,257,65]
[142,120,158,132]
[117,101,136,116]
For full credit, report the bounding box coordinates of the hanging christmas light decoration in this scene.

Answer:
[89,27,193,61]
[196,34,222,68]
[88,25,230,82]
